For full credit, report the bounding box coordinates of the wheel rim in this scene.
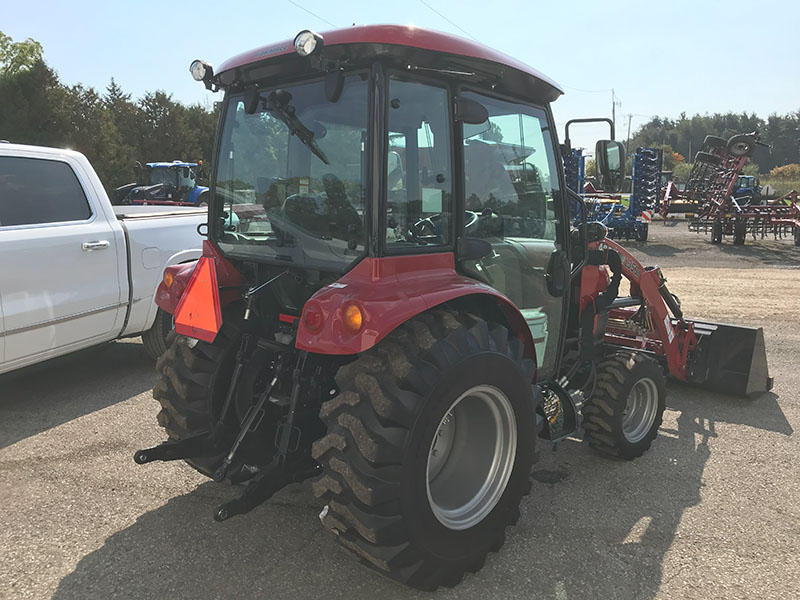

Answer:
[622,377,659,443]
[426,384,517,531]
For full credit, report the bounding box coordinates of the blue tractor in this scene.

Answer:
[115,161,209,206]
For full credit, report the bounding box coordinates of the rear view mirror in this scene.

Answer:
[585,221,608,243]
[454,97,488,125]
[595,140,625,193]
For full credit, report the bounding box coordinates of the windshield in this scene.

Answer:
[149,168,178,187]
[212,74,369,272]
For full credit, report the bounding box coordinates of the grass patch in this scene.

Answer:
[759,178,800,196]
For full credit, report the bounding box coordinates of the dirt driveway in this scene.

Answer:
[1,224,798,600]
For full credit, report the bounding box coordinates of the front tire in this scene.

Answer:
[582,351,666,460]
[312,309,535,590]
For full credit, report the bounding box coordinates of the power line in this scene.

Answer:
[287,0,337,28]
[561,85,612,94]
[418,0,480,42]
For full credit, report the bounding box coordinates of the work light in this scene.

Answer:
[190,60,212,82]
[294,30,323,56]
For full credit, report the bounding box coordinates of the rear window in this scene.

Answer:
[0,156,92,227]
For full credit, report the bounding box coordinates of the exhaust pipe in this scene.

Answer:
[687,321,773,397]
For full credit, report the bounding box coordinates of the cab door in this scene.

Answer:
[458,92,569,379]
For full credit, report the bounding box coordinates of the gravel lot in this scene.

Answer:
[2,223,799,600]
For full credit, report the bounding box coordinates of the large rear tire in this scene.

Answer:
[312,309,535,590]
[582,351,666,460]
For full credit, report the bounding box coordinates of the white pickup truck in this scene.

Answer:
[0,143,206,375]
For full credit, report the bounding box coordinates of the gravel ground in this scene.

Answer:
[1,224,798,600]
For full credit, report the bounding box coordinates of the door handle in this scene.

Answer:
[81,240,110,251]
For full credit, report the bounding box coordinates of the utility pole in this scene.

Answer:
[626,114,633,152]
[611,89,622,138]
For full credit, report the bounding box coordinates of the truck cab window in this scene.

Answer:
[384,79,452,248]
[0,157,91,227]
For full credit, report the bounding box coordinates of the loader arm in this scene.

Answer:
[587,239,697,381]
[584,238,771,396]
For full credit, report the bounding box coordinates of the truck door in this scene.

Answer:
[0,155,123,367]
[459,92,568,379]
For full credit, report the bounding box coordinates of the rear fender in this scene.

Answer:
[155,239,241,315]
[295,253,537,368]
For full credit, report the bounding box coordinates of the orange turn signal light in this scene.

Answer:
[163,271,175,288]
[343,304,363,333]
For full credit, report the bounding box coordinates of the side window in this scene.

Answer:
[0,157,92,227]
[384,79,453,248]
[462,93,561,242]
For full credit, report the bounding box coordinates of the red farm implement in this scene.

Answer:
[660,133,800,245]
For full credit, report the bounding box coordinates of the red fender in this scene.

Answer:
[155,240,242,315]
[295,252,537,365]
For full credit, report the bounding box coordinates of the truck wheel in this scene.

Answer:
[152,308,273,480]
[695,151,721,165]
[727,134,756,157]
[636,223,649,241]
[582,351,666,460]
[795,227,800,247]
[312,309,535,590]
[703,135,727,149]
[711,220,723,244]
[733,220,747,245]
[141,308,173,359]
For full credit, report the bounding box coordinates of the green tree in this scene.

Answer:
[0,31,43,75]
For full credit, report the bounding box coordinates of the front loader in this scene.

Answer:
[135,26,772,590]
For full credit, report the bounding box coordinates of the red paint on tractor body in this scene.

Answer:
[294,252,536,362]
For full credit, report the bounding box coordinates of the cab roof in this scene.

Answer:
[217,25,563,101]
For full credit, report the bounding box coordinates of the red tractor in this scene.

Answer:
[135,26,771,590]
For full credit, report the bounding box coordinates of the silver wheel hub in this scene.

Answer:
[426,385,517,531]
[622,377,659,443]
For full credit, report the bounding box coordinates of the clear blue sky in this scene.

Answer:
[3,0,798,150]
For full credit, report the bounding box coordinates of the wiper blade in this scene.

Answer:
[265,91,329,165]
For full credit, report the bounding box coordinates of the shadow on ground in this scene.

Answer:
[719,242,800,267]
[0,340,157,449]
[52,381,792,600]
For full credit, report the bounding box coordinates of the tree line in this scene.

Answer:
[2,31,799,192]
[0,31,217,194]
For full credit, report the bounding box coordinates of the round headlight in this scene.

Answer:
[190,60,209,81]
[294,30,323,57]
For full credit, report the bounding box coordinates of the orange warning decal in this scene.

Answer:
[174,256,222,343]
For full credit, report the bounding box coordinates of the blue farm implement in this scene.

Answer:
[564,118,658,241]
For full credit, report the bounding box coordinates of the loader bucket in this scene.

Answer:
[687,321,773,397]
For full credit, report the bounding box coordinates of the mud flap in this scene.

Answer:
[688,321,773,397]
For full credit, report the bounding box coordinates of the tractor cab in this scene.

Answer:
[128,161,208,205]
[203,26,579,378]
